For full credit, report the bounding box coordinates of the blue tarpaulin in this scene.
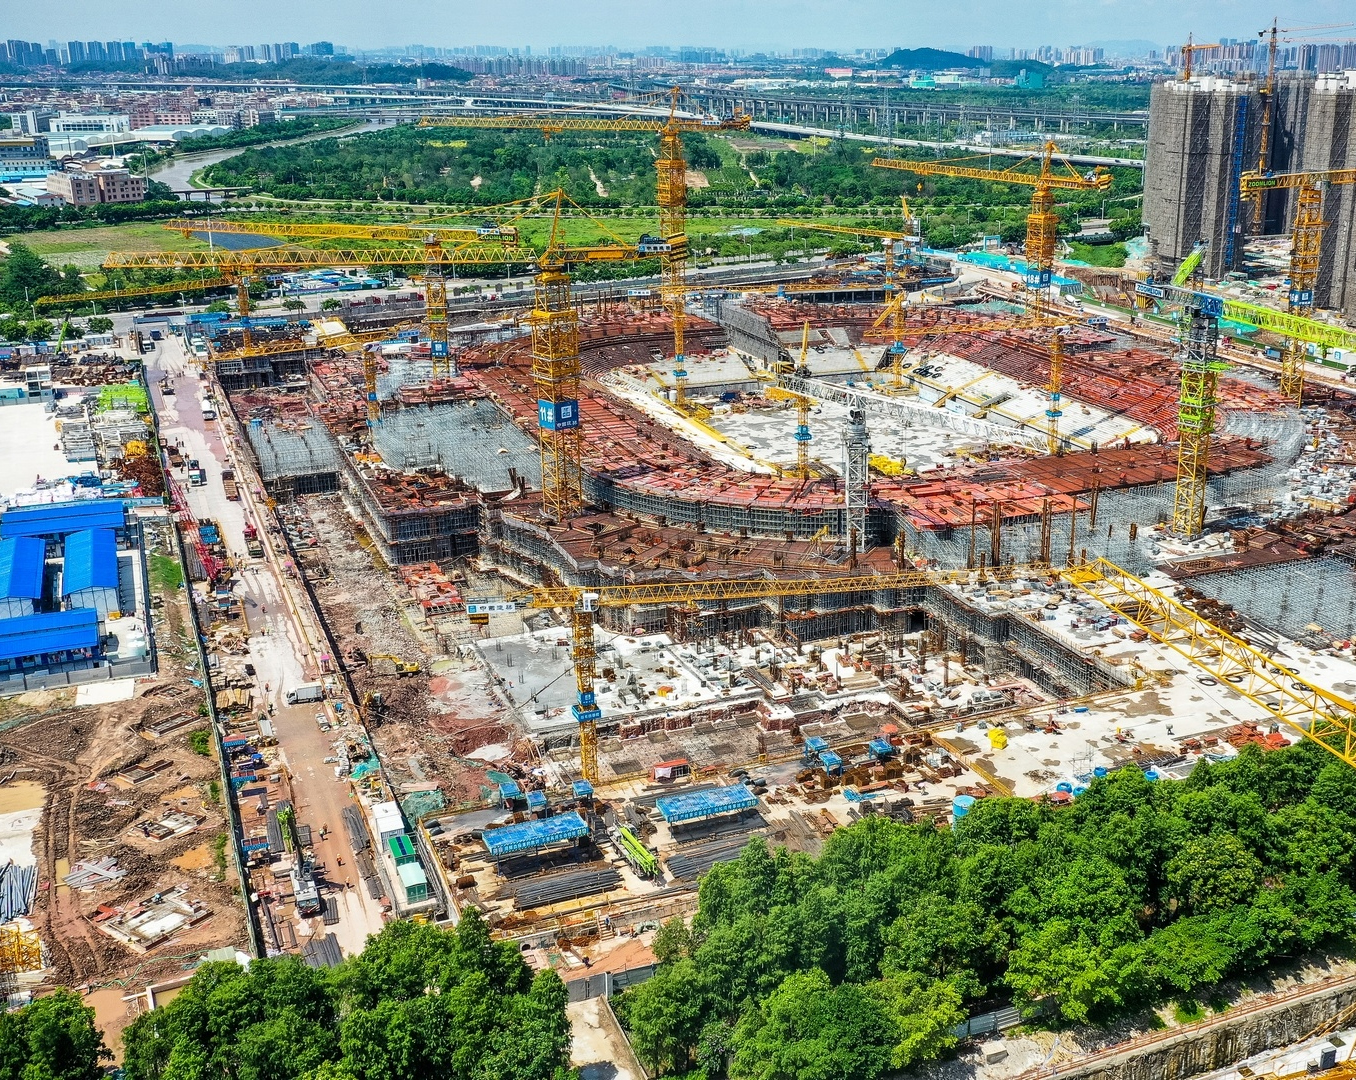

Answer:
[656,785,759,825]
[483,812,590,858]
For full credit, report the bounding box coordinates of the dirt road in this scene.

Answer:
[146,336,387,954]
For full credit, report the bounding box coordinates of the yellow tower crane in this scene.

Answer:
[777,196,922,374]
[106,239,538,429]
[1178,35,1222,80]
[498,557,1356,785]
[417,90,751,411]
[872,143,1111,455]
[765,385,815,478]
[163,215,524,379]
[130,192,654,519]
[1240,166,1356,402]
[35,274,230,309]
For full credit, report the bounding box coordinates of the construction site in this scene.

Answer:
[3,73,1356,1026]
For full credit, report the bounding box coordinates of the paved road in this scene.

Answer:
[146,334,387,955]
[148,120,383,196]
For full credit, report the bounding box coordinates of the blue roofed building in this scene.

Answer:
[0,535,45,619]
[62,528,121,618]
[0,609,99,674]
[0,499,127,541]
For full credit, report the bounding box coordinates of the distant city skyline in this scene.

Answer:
[5,0,1352,54]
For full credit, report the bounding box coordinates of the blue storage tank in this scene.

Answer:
[1093,766,1108,778]
[953,794,976,820]
[1073,785,1088,797]
[1056,781,1073,793]
[1144,769,1160,782]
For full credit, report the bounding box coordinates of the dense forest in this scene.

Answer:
[615,740,1356,1079]
[0,914,572,1080]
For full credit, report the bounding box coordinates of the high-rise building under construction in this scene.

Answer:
[1145,70,1356,321]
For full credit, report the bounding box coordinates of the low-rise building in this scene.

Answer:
[49,112,131,134]
[0,135,54,181]
[46,163,147,206]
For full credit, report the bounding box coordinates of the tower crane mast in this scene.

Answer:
[418,91,751,412]
[497,558,1356,785]
[1240,166,1356,402]
[872,143,1108,453]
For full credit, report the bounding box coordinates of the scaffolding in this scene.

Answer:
[843,406,870,551]
[1189,556,1356,644]
[245,420,344,498]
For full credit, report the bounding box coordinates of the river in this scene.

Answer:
[148,119,388,193]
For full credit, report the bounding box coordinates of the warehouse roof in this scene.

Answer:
[0,536,44,600]
[61,529,119,597]
[482,811,590,858]
[0,500,125,540]
[655,785,759,824]
[0,609,99,660]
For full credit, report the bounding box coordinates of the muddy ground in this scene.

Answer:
[0,518,248,991]
[289,495,535,806]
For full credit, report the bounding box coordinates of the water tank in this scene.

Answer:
[1073,785,1088,797]
[1145,769,1160,782]
[953,794,977,821]
[1093,766,1108,778]
[1056,781,1074,794]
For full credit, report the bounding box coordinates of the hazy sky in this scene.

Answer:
[8,0,1354,52]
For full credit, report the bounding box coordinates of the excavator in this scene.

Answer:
[367,654,421,676]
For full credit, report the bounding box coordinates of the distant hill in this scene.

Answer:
[880,47,986,71]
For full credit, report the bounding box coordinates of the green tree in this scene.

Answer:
[615,959,711,1075]
[0,988,112,1080]
[86,315,114,334]
[204,300,231,313]
[728,968,898,1080]
[25,319,55,341]
[1165,834,1264,914]
[122,916,569,1080]
[0,244,83,310]
[321,297,343,311]
[282,298,305,314]
[875,972,966,1069]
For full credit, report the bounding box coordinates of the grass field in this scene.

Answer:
[1067,240,1127,268]
[1,223,208,269]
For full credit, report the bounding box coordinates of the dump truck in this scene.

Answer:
[243,522,264,559]
[222,469,239,501]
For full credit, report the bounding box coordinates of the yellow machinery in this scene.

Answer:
[418,88,751,411]
[0,923,42,982]
[121,191,650,520]
[162,215,527,376]
[502,556,1356,785]
[1240,166,1356,401]
[1178,35,1222,80]
[367,653,422,675]
[120,192,652,518]
[872,143,1110,455]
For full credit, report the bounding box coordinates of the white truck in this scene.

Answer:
[285,682,324,705]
